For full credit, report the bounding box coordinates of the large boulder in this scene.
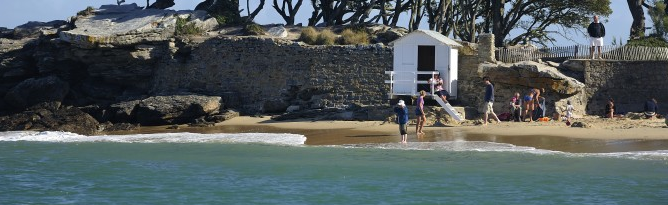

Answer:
[135,95,222,125]
[108,100,141,123]
[4,76,70,110]
[0,106,100,135]
[478,61,585,95]
[60,4,218,48]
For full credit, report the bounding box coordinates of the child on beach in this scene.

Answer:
[415,90,426,134]
[510,92,522,122]
[565,100,575,122]
[394,100,409,143]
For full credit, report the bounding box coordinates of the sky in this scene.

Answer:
[0,0,652,46]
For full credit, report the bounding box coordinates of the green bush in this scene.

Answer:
[243,23,265,36]
[316,29,337,45]
[175,15,202,36]
[339,29,370,45]
[299,27,319,45]
[77,6,95,16]
[626,36,668,47]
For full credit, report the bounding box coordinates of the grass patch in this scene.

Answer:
[175,15,202,36]
[299,27,319,45]
[316,29,337,45]
[243,23,265,36]
[77,6,95,16]
[339,29,369,45]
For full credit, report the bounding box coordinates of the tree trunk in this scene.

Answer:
[492,0,505,46]
[627,0,646,39]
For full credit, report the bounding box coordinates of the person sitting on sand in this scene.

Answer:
[523,91,534,122]
[394,100,409,143]
[644,98,658,119]
[605,98,615,118]
[510,92,522,122]
[415,90,426,134]
[429,74,450,104]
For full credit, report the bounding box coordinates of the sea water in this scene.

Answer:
[1,131,667,204]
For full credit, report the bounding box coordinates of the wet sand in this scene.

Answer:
[103,116,668,153]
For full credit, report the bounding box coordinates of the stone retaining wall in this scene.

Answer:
[152,37,392,113]
[578,60,668,115]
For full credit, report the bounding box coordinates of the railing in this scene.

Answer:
[385,71,440,98]
[497,45,668,63]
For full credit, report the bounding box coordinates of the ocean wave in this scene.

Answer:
[0,131,306,146]
[332,141,668,161]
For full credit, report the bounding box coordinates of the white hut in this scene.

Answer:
[387,29,462,98]
[386,29,463,120]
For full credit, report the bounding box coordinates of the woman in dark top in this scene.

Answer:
[605,98,614,118]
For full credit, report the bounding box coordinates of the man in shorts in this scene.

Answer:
[587,15,606,59]
[482,77,500,125]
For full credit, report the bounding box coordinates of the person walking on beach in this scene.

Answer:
[415,90,427,134]
[482,77,500,125]
[587,15,606,59]
[394,100,409,143]
[429,74,450,103]
[644,98,658,119]
[565,100,575,122]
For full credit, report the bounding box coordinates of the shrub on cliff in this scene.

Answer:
[243,23,265,36]
[340,29,369,45]
[299,27,319,44]
[175,15,202,36]
[316,29,337,45]
[77,6,95,16]
[626,36,668,47]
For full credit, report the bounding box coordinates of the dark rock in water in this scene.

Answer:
[570,121,593,128]
[135,95,221,125]
[0,107,99,135]
[4,75,70,110]
[206,109,240,123]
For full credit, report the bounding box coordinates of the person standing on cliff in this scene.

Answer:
[482,77,500,125]
[394,100,409,143]
[587,15,606,59]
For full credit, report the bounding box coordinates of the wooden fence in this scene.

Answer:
[497,45,668,63]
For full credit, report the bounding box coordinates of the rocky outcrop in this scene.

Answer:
[60,4,218,48]
[13,20,69,39]
[478,61,585,95]
[0,106,100,135]
[135,95,222,125]
[4,76,70,110]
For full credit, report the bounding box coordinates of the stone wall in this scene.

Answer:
[575,60,668,115]
[152,37,392,113]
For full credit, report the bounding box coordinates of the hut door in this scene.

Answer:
[417,46,435,93]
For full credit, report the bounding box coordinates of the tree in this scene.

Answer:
[148,0,175,9]
[628,0,646,39]
[272,0,304,25]
[646,0,667,37]
[488,0,611,46]
[245,0,266,22]
[196,0,241,25]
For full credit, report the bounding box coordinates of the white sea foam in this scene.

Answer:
[335,141,668,161]
[0,131,306,145]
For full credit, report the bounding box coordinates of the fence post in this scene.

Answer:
[574,45,579,59]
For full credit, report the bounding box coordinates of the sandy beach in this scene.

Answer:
[106,115,668,153]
